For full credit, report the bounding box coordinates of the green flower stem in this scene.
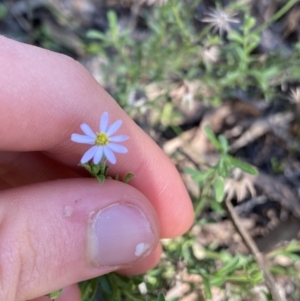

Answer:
[255,0,299,34]
[99,156,106,175]
[171,0,192,44]
[195,195,207,218]
[195,179,213,217]
[80,278,98,301]
[82,158,134,184]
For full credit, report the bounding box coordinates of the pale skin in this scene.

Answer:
[0,36,194,301]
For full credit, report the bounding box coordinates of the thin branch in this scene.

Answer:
[225,198,286,301]
[255,0,299,34]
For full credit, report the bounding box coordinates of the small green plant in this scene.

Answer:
[83,0,300,112]
[185,125,258,216]
[79,273,166,301]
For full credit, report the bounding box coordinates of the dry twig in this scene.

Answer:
[225,198,286,301]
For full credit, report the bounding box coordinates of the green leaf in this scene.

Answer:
[123,173,135,183]
[104,165,109,177]
[249,270,263,283]
[204,125,221,150]
[226,156,258,176]
[161,102,173,126]
[214,177,225,203]
[203,277,212,299]
[86,30,107,41]
[47,289,62,300]
[264,67,280,79]
[91,164,101,175]
[157,292,166,301]
[80,278,98,301]
[97,174,105,184]
[111,274,132,289]
[98,275,112,294]
[107,10,118,40]
[184,167,214,183]
[218,135,229,153]
[218,156,230,178]
[216,257,240,276]
[243,15,256,32]
[184,167,200,177]
[245,34,260,53]
[209,276,226,286]
[220,70,242,85]
[82,163,92,173]
[228,31,244,44]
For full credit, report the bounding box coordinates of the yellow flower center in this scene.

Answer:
[95,132,109,146]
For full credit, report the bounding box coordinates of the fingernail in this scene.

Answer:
[89,203,155,267]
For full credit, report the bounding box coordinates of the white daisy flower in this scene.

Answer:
[71,112,129,165]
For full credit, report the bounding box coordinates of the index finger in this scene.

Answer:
[0,36,193,237]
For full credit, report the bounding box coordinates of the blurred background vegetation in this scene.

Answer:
[1,0,300,300]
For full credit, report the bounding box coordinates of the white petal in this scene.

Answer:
[71,134,95,144]
[80,146,98,163]
[106,120,122,136]
[93,147,104,164]
[80,123,96,138]
[108,143,128,153]
[109,135,129,142]
[104,147,116,164]
[100,112,109,132]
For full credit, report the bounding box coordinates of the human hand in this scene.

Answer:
[0,36,194,301]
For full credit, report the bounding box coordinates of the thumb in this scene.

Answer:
[0,179,159,301]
